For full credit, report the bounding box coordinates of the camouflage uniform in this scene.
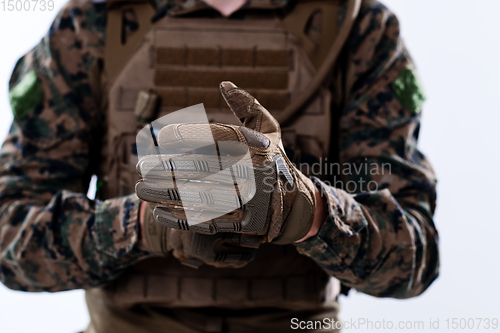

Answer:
[0,0,438,329]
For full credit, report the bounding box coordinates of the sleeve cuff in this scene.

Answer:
[94,193,147,259]
[294,177,368,263]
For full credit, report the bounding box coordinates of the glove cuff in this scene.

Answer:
[272,175,316,244]
[142,203,169,255]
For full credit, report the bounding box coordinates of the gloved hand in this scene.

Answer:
[141,202,260,268]
[136,81,318,246]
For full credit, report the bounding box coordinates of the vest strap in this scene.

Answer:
[277,0,362,125]
[105,0,155,82]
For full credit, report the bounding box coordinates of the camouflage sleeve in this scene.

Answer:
[0,0,151,292]
[295,1,439,298]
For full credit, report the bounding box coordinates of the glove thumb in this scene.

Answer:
[220,81,281,147]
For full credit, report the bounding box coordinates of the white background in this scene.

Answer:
[0,1,499,332]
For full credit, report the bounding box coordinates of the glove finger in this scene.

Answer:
[139,176,255,198]
[137,154,254,182]
[169,231,258,269]
[137,180,246,209]
[157,123,251,155]
[157,202,246,222]
[155,204,246,223]
[219,81,280,144]
[154,205,252,235]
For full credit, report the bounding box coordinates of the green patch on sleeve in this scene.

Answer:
[9,70,44,120]
[391,67,426,113]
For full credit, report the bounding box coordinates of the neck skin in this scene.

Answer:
[203,0,247,17]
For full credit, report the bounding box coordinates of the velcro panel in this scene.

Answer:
[155,69,288,89]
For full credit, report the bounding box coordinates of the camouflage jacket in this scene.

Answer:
[0,0,439,298]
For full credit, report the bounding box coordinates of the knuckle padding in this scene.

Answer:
[136,156,277,235]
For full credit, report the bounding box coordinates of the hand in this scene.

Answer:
[136,81,325,245]
[138,187,326,251]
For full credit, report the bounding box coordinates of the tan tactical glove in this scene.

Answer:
[141,202,259,268]
[137,81,317,247]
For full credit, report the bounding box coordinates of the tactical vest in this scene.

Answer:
[94,0,360,309]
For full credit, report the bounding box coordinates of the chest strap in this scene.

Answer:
[278,0,361,126]
[104,0,154,83]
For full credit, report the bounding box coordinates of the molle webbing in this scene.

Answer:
[117,87,289,113]
[109,271,338,308]
[104,243,341,309]
[153,45,292,113]
[154,69,288,90]
[155,48,290,68]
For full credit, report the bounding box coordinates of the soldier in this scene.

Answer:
[0,0,439,332]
